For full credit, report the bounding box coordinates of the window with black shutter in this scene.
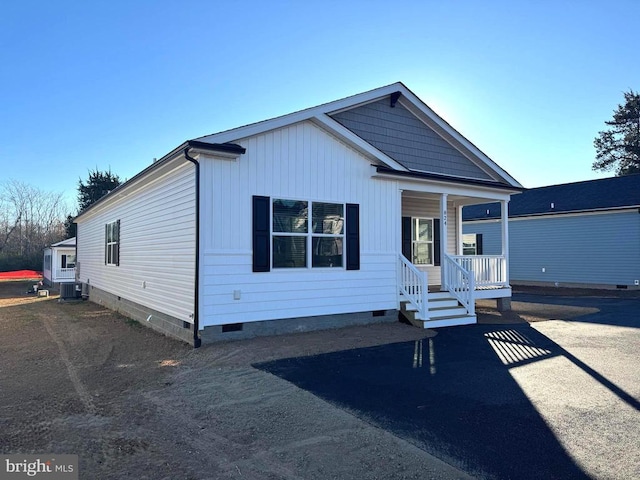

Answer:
[252,196,359,271]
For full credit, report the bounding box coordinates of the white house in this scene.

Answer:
[43,237,76,287]
[74,83,523,346]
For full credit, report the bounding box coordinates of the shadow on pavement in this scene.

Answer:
[256,322,595,479]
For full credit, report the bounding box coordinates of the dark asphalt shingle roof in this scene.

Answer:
[463,174,640,221]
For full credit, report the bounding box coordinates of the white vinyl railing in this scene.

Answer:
[398,254,429,320]
[443,254,475,316]
[55,268,76,280]
[450,255,507,288]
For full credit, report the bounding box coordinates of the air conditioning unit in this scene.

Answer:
[60,283,76,299]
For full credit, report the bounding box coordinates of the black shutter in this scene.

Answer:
[253,196,270,272]
[401,217,412,261]
[104,224,108,265]
[433,219,441,266]
[476,233,483,255]
[345,203,360,270]
[115,219,120,266]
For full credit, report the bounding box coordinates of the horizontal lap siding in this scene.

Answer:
[199,121,399,327]
[462,220,503,255]
[76,161,196,322]
[465,211,640,286]
[510,212,640,285]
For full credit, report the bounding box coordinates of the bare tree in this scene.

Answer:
[0,180,69,270]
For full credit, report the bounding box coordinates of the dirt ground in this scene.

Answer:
[1,280,636,479]
[0,281,472,480]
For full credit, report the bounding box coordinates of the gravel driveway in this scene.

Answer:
[1,281,638,479]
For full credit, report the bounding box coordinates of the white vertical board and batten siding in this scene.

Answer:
[199,121,399,327]
[401,195,457,285]
[76,161,196,322]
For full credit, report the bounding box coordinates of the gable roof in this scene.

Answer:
[463,174,640,220]
[76,83,523,223]
[330,97,495,181]
[50,237,76,248]
[195,82,523,189]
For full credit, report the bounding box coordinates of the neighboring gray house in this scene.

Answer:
[463,175,640,289]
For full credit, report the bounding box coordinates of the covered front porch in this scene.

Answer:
[395,187,511,329]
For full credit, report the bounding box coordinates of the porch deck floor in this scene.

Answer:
[428,285,507,293]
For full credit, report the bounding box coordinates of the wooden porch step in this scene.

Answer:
[429,306,468,319]
[421,315,477,328]
[400,297,477,329]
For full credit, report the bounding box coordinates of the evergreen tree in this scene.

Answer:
[593,90,640,176]
[77,168,122,212]
[64,214,76,239]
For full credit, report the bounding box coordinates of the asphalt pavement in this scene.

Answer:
[257,294,640,480]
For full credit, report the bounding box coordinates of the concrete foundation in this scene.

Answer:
[496,297,512,312]
[512,280,640,291]
[87,285,398,346]
[200,309,398,343]
[87,285,195,345]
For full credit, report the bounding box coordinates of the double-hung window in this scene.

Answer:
[272,199,344,269]
[105,220,120,266]
[463,234,477,255]
[61,254,76,269]
[412,217,433,265]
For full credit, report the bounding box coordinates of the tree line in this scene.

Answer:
[0,169,121,272]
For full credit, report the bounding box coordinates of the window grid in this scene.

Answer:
[412,217,434,265]
[272,199,344,269]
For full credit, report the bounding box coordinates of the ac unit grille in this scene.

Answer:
[60,283,77,299]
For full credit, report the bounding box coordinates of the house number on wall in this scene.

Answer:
[442,210,447,226]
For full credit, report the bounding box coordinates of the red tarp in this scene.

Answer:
[0,270,43,280]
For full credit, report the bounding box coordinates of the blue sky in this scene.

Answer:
[1,0,638,210]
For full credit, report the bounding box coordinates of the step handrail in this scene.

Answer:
[443,254,475,316]
[398,254,429,320]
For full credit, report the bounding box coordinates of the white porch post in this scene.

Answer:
[440,193,448,287]
[456,204,463,255]
[501,199,510,286]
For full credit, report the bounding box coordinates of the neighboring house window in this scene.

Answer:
[272,199,344,268]
[252,196,359,272]
[44,254,51,270]
[61,254,76,269]
[462,233,483,255]
[105,220,120,266]
[412,218,433,265]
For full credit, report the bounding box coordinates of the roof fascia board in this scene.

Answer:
[75,141,242,221]
[74,154,189,221]
[464,205,640,222]
[395,90,524,189]
[311,114,409,171]
[195,83,406,145]
[373,168,515,201]
[374,166,523,193]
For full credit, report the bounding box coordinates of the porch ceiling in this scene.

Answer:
[401,191,498,205]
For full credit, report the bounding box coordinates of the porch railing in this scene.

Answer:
[450,255,507,289]
[398,254,429,320]
[55,268,76,280]
[443,254,475,316]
